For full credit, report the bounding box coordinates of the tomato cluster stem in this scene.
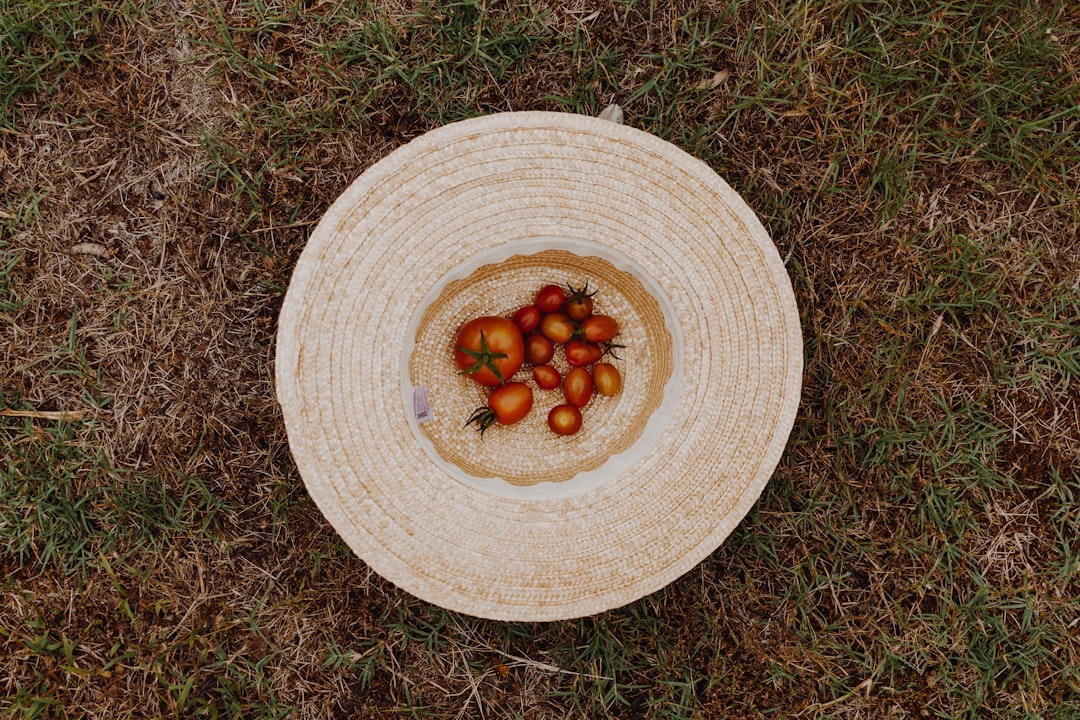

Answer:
[464,406,499,437]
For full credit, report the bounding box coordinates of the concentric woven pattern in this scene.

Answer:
[409,249,673,486]
[275,111,802,621]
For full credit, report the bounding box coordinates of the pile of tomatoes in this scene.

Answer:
[454,282,623,437]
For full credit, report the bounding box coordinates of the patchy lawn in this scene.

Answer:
[2,1,1078,717]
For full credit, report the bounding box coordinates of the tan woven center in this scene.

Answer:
[408,249,673,486]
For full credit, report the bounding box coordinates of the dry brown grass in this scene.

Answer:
[2,0,1079,717]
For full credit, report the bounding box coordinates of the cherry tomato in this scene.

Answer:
[533,365,561,390]
[535,284,566,313]
[547,404,583,436]
[562,366,594,407]
[488,382,533,424]
[564,298,592,321]
[564,282,597,321]
[454,316,524,386]
[540,312,576,344]
[511,305,541,335]
[582,315,619,343]
[466,382,533,435]
[592,363,622,396]
[564,340,603,367]
[524,333,555,365]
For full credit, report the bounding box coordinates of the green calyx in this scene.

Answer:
[566,280,599,302]
[465,406,498,437]
[457,330,508,384]
[600,340,626,360]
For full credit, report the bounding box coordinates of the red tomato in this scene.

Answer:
[454,317,524,386]
[466,382,533,435]
[488,382,533,424]
[582,315,619,343]
[540,312,576,344]
[564,340,603,367]
[524,333,555,365]
[564,282,597,321]
[562,366,593,407]
[547,404,583,436]
[511,305,541,335]
[532,364,561,390]
[592,363,622,396]
[535,284,566,313]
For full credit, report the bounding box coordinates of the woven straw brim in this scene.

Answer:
[275,111,802,621]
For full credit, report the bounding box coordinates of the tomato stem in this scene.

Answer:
[464,406,498,437]
[565,280,599,302]
[600,340,626,360]
[457,330,508,384]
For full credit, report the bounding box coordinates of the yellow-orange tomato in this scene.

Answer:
[592,363,622,396]
[564,296,593,321]
[547,404,583,436]
[540,312,576,344]
[564,282,598,321]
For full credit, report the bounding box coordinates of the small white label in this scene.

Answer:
[413,385,434,423]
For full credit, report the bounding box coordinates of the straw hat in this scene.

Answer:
[275,111,802,621]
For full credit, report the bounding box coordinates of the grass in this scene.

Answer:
[2,0,1079,717]
[0,0,143,131]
